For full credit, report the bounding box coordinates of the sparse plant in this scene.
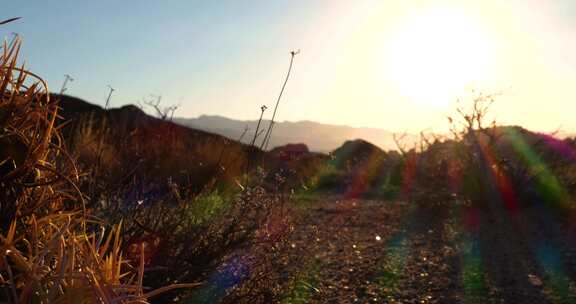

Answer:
[104,84,115,109]
[260,50,300,150]
[142,94,179,121]
[251,105,267,147]
[0,17,21,26]
[0,33,196,304]
[59,73,74,94]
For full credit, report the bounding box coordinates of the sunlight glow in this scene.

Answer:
[385,7,497,107]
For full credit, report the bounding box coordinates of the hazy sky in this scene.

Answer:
[3,0,576,133]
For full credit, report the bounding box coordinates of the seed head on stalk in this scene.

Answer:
[260,49,300,151]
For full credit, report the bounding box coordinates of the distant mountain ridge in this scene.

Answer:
[174,115,417,152]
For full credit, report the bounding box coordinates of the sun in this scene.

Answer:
[384,7,496,107]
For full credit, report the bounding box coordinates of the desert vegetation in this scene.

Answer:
[3,13,576,304]
[0,35,182,303]
[0,30,289,303]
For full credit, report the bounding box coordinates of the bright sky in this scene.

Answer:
[3,0,576,133]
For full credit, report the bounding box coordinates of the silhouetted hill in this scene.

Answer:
[51,94,414,198]
[174,115,417,152]
[53,94,261,191]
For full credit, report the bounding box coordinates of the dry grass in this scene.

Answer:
[0,36,198,303]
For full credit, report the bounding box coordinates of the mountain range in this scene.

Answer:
[174,115,417,152]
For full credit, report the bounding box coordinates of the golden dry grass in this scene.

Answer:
[0,36,198,304]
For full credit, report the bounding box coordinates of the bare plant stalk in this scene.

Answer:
[393,133,408,156]
[59,74,74,95]
[0,17,21,26]
[104,85,115,109]
[238,125,249,142]
[251,105,267,147]
[143,94,179,121]
[262,121,275,150]
[260,50,300,150]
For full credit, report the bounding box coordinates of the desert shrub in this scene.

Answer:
[391,93,498,207]
[417,92,575,212]
[0,40,71,227]
[0,24,295,304]
[308,163,345,191]
[0,37,147,303]
[86,168,290,303]
[185,191,228,226]
[0,35,200,304]
[50,69,291,304]
[201,207,296,303]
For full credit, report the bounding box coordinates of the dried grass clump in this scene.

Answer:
[0,38,75,226]
[0,36,195,303]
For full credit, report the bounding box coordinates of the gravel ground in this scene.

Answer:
[274,196,576,304]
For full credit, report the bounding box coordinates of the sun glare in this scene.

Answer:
[385,7,497,107]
